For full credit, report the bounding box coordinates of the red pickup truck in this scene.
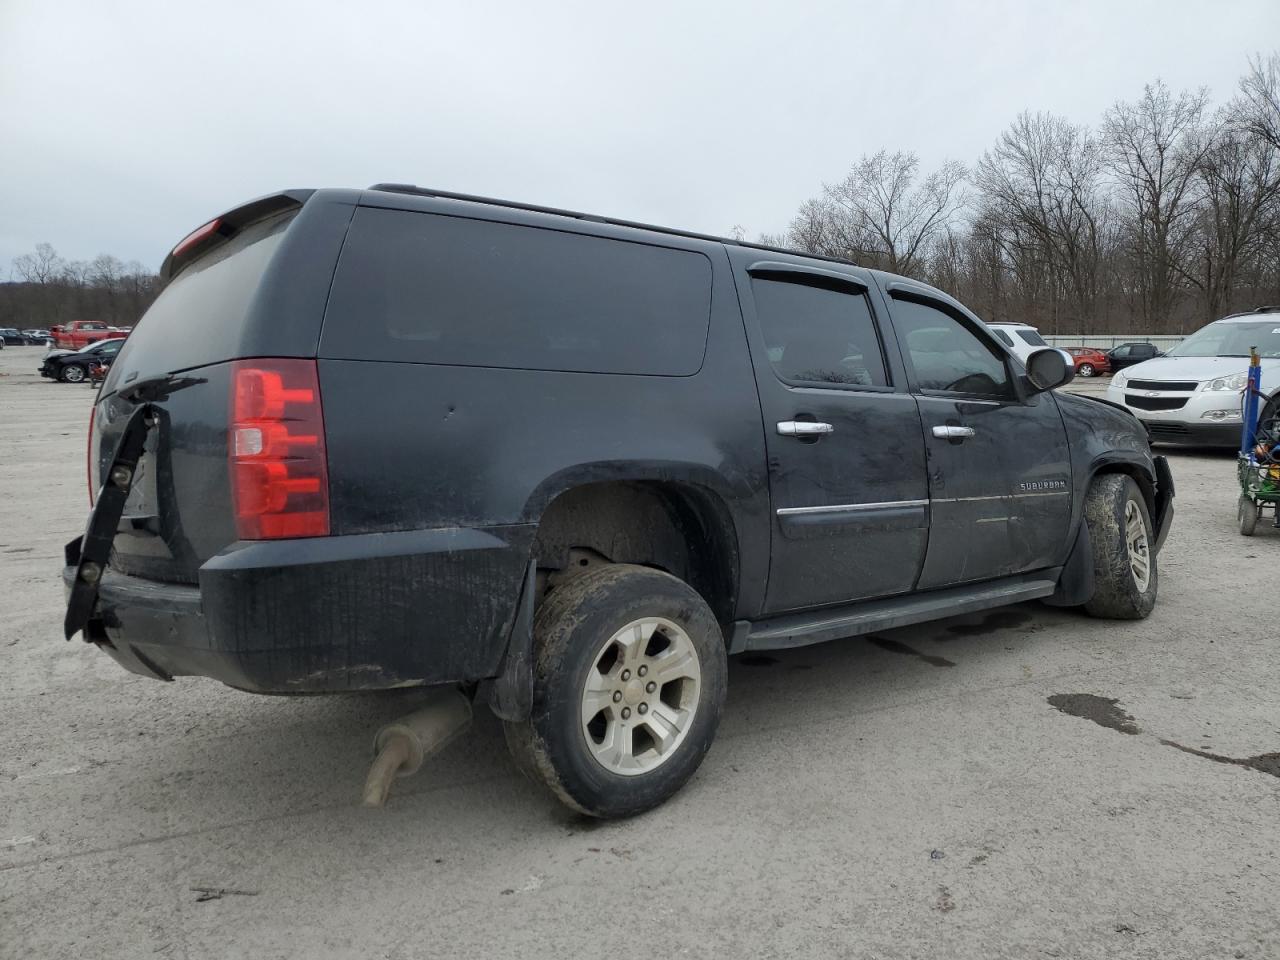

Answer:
[51,321,117,350]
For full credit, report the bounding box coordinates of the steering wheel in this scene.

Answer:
[944,372,1000,394]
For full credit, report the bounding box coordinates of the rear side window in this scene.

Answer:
[1016,329,1047,346]
[991,329,1014,347]
[321,208,713,375]
[750,277,887,388]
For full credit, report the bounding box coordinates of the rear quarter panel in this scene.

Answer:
[317,233,771,618]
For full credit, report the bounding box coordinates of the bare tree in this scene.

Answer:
[12,242,64,284]
[820,150,967,274]
[976,112,1111,331]
[1181,118,1280,320]
[1235,52,1280,150]
[1103,81,1213,329]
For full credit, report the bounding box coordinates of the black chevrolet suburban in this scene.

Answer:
[64,185,1173,817]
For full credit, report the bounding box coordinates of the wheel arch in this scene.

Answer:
[529,476,741,629]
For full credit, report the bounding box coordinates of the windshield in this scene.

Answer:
[1168,319,1280,359]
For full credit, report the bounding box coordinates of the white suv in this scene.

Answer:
[1105,308,1280,446]
[987,322,1050,364]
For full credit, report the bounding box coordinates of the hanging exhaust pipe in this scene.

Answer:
[361,689,473,807]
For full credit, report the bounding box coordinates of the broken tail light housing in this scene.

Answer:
[87,405,97,506]
[230,359,330,539]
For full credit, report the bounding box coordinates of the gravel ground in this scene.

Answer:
[1,347,1277,960]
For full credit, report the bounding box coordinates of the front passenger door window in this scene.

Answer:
[891,298,1013,400]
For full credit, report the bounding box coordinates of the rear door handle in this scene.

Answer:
[777,421,834,437]
[932,425,975,439]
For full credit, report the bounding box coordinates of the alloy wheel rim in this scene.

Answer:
[1125,500,1151,591]
[64,366,85,382]
[580,616,701,777]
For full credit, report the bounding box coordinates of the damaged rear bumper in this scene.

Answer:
[65,524,535,693]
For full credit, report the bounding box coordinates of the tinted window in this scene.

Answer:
[1110,345,1130,357]
[751,277,887,388]
[1133,343,1156,356]
[892,298,1012,399]
[104,210,297,391]
[991,329,1014,347]
[322,209,713,375]
[1017,329,1047,346]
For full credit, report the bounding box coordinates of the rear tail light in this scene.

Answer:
[229,359,330,539]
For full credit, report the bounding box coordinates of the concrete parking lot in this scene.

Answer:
[1,346,1277,960]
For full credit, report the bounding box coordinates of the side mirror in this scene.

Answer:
[1025,348,1075,393]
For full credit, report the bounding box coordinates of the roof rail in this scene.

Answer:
[366,183,860,269]
[1252,305,1280,313]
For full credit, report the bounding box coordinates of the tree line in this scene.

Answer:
[0,243,160,330]
[759,54,1280,335]
[5,55,1278,337]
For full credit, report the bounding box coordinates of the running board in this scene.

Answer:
[736,572,1060,653]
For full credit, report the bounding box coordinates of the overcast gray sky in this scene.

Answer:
[2,0,1277,274]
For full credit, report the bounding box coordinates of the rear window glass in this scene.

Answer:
[321,208,713,375]
[991,329,1014,347]
[102,211,295,390]
[1016,329,1048,346]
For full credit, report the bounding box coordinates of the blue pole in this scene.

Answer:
[1241,346,1262,457]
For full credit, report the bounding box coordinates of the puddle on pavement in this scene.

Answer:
[945,609,1033,637]
[1047,693,1141,734]
[1160,741,1280,779]
[1048,695,1280,779]
[869,636,955,668]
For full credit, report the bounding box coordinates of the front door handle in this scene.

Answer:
[777,421,834,437]
[932,425,975,439]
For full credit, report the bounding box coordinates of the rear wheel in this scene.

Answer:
[1239,495,1259,537]
[1078,363,1095,377]
[60,363,86,383]
[1083,474,1157,619]
[504,564,727,819]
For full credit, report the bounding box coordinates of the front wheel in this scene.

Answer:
[1239,495,1259,537]
[1078,363,1095,377]
[1082,474,1158,619]
[60,364,86,383]
[504,564,728,819]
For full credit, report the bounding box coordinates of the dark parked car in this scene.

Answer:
[1107,341,1163,372]
[64,186,1174,818]
[40,337,126,382]
[0,327,29,345]
[23,329,52,344]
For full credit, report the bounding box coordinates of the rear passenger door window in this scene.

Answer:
[750,277,888,389]
[891,298,1013,400]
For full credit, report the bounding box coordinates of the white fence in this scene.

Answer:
[1043,334,1185,351]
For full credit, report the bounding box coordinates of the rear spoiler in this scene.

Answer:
[159,189,315,283]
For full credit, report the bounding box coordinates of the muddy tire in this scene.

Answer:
[1239,495,1258,537]
[504,564,727,819]
[1083,474,1157,619]
[1259,396,1279,445]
